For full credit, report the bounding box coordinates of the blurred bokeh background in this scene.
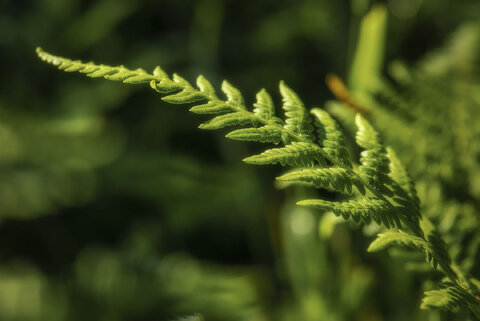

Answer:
[1,0,480,320]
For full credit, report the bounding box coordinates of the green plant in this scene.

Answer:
[36,45,480,320]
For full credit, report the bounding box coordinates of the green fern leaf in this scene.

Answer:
[199,112,259,130]
[298,198,400,227]
[279,81,315,142]
[355,114,392,196]
[151,78,182,93]
[162,90,205,104]
[226,126,282,144]
[37,48,158,85]
[162,74,205,104]
[196,75,217,98]
[222,80,245,109]
[311,108,352,168]
[189,102,232,114]
[38,49,475,316]
[253,89,275,120]
[277,167,365,195]
[243,142,321,167]
[368,230,430,253]
[368,227,456,273]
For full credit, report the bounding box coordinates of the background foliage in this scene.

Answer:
[1,0,480,320]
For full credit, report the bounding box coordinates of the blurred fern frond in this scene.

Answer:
[325,15,480,318]
[421,282,480,317]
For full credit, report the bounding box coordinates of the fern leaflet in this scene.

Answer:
[421,282,480,319]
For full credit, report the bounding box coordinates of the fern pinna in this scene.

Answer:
[36,47,480,319]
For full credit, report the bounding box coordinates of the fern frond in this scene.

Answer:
[277,167,365,195]
[298,198,400,228]
[34,48,442,235]
[38,48,473,316]
[34,48,426,235]
[421,282,480,318]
